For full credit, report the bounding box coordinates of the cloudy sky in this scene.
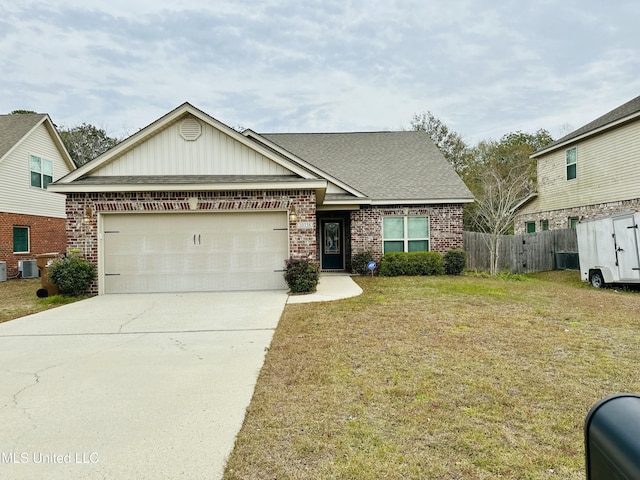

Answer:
[2,0,639,144]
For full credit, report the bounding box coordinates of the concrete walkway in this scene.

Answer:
[287,273,363,304]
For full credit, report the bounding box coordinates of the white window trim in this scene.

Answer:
[383,215,430,253]
[30,154,53,189]
[566,147,577,181]
[13,226,30,254]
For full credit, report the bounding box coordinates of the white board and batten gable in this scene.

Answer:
[58,103,324,185]
[0,114,75,218]
[93,114,294,177]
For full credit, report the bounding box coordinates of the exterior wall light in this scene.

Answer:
[84,207,93,223]
[289,204,298,222]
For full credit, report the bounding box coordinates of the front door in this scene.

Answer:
[321,219,345,270]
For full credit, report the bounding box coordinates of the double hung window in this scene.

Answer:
[566,147,577,180]
[30,155,53,189]
[383,216,429,253]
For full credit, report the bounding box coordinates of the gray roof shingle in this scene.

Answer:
[537,94,640,154]
[0,113,47,160]
[261,131,473,202]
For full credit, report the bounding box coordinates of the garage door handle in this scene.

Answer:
[193,234,196,245]
[198,234,201,245]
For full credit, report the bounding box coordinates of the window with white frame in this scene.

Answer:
[30,155,53,189]
[566,147,577,180]
[383,216,430,253]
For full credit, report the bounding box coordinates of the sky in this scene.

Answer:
[2,0,640,145]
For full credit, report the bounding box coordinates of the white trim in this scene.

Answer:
[59,104,320,183]
[512,193,538,212]
[48,179,328,194]
[370,198,474,205]
[382,215,430,253]
[243,129,368,199]
[531,111,640,158]
[0,116,75,172]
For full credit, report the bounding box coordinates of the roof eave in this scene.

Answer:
[531,110,640,158]
[512,193,538,212]
[369,198,475,205]
[59,104,319,183]
[47,179,328,194]
[243,129,368,199]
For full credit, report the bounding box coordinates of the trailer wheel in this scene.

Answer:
[590,271,605,288]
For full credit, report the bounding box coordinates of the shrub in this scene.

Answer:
[47,255,96,296]
[352,251,375,275]
[379,251,444,277]
[444,249,467,275]
[283,258,320,293]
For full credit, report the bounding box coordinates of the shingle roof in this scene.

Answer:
[0,113,47,160]
[535,94,640,156]
[261,131,473,202]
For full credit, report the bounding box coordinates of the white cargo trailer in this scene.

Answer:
[576,212,640,287]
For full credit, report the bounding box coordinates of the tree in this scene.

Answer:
[464,130,554,274]
[59,123,120,167]
[10,109,37,114]
[467,144,533,274]
[410,111,472,173]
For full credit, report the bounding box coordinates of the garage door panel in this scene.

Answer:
[102,212,288,293]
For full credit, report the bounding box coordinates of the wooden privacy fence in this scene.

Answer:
[463,229,578,273]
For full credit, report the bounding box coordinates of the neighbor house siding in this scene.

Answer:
[515,119,640,233]
[350,204,464,264]
[95,117,293,177]
[0,123,69,218]
[65,190,317,294]
[0,212,66,277]
[525,121,640,215]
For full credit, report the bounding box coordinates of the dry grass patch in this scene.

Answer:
[224,271,640,479]
[0,278,83,323]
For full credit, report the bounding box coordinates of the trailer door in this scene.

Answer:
[613,214,640,282]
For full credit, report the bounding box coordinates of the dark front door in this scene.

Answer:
[321,219,345,270]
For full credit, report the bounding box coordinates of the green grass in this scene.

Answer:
[0,278,87,323]
[223,271,640,479]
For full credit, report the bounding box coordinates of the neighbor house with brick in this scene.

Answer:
[49,103,473,294]
[515,94,640,233]
[0,113,76,278]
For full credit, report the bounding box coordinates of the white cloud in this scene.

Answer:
[1,0,640,146]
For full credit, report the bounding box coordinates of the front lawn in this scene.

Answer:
[224,271,640,479]
[0,278,83,323]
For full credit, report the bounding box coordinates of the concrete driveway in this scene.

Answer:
[0,290,288,479]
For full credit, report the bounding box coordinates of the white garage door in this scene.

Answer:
[102,212,289,293]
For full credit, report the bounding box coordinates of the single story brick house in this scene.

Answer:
[49,103,473,294]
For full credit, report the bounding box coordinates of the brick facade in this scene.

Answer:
[66,190,318,294]
[63,191,465,293]
[0,212,66,277]
[350,204,465,264]
[514,198,640,234]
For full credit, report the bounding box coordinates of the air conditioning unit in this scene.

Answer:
[0,261,6,282]
[18,260,38,278]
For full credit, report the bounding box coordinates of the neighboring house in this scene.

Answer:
[0,114,76,277]
[49,103,473,294]
[515,95,640,234]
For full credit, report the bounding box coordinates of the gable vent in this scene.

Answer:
[179,118,202,141]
